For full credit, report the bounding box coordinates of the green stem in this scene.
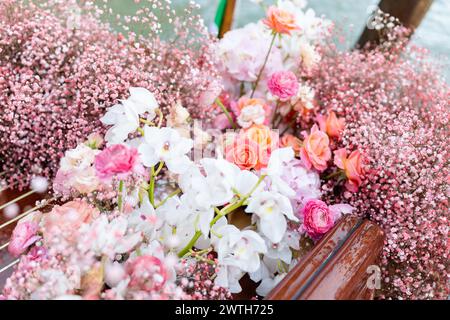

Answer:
[177,175,266,257]
[323,169,345,180]
[154,161,165,177]
[215,98,236,129]
[149,167,156,207]
[118,180,124,211]
[148,161,164,207]
[251,32,277,98]
[156,188,181,208]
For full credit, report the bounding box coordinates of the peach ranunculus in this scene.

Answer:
[42,200,99,247]
[263,6,300,35]
[334,148,363,192]
[316,111,345,139]
[300,124,331,172]
[232,97,271,128]
[280,134,302,156]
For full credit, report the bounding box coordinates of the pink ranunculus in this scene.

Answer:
[267,71,299,101]
[42,200,99,246]
[334,148,364,192]
[8,222,40,257]
[126,256,168,292]
[301,199,334,239]
[94,144,140,180]
[300,125,331,172]
[316,111,345,139]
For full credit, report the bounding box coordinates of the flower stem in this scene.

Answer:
[149,161,164,207]
[149,168,156,207]
[118,180,124,212]
[155,188,181,209]
[177,175,266,257]
[323,169,345,180]
[251,32,277,98]
[215,98,236,129]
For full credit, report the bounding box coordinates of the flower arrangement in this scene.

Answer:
[1,84,354,299]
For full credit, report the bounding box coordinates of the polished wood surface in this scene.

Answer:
[266,216,385,300]
[0,189,45,287]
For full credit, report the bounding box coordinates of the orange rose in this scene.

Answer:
[243,124,279,168]
[334,148,363,192]
[280,134,302,156]
[225,135,260,170]
[263,6,300,35]
[300,125,331,172]
[317,111,345,139]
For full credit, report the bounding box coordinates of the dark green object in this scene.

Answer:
[214,0,227,30]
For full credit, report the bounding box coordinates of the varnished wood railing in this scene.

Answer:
[266,216,385,300]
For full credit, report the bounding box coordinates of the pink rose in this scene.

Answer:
[316,111,345,139]
[267,71,299,101]
[94,144,140,180]
[8,222,40,257]
[301,199,334,239]
[42,200,99,246]
[300,125,331,172]
[126,256,168,292]
[334,148,364,192]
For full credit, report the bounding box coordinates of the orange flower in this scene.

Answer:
[243,124,279,168]
[280,134,302,156]
[263,6,300,35]
[334,148,363,192]
[225,134,260,170]
[300,125,331,172]
[317,111,345,139]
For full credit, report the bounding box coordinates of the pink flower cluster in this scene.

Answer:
[311,26,449,299]
[0,0,219,188]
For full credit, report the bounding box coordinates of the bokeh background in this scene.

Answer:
[104,0,449,78]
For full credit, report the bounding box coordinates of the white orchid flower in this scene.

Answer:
[215,225,267,273]
[101,88,158,144]
[138,126,193,174]
[264,147,296,198]
[128,197,161,241]
[246,191,298,243]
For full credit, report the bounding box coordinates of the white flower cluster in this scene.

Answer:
[80,88,304,295]
[36,87,317,298]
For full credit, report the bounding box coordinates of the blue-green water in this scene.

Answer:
[106,0,449,79]
[198,0,450,79]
